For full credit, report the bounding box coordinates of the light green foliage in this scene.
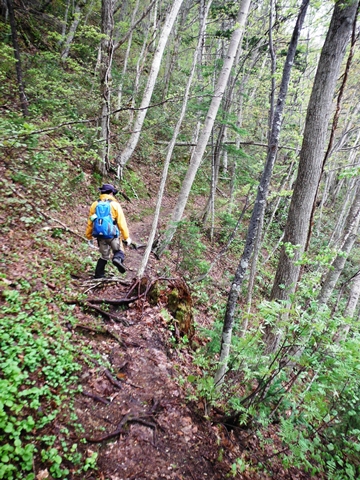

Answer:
[171,220,210,278]
[121,169,149,200]
[197,278,360,478]
[0,43,16,84]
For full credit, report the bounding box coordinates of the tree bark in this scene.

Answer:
[270,0,360,304]
[304,6,359,251]
[6,0,29,116]
[214,0,310,386]
[115,0,185,176]
[136,0,213,277]
[156,0,252,257]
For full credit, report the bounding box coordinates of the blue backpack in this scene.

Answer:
[91,200,119,239]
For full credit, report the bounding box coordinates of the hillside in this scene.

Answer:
[2,0,360,478]
[1,155,316,479]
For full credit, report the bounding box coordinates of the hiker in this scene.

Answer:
[86,183,132,278]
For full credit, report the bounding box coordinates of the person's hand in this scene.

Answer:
[125,237,132,246]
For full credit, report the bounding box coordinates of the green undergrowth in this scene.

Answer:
[0,279,87,479]
[190,292,360,479]
[0,186,102,478]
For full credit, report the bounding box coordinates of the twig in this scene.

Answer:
[85,413,132,442]
[82,391,109,405]
[74,324,104,334]
[65,299,131,325]
[81,277,131,286]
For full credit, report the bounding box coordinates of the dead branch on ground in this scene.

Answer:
[82,391,110,405]
[4,180,86,241]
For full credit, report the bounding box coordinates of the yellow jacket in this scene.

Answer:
[85,194,130,241]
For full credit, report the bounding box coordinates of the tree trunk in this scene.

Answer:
[6,0,28,116]
[304,9,359,251]
[317,179,360,306]
[115,0,185,176]
[214,0,310,386]
[335,271,360,342]
[127,26,152,130]
[241,0,277,318]
[97,0,115,174]
[61,1,84,61]
[59,0,70,43]
[136,0,213,277]
[156,0,252,257]
[115,0,139,120]
[270,0,359,304]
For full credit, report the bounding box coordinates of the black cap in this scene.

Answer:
[99,183,118,195]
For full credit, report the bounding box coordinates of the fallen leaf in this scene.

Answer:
[36,469,50,480]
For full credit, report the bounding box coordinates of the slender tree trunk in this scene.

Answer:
[335,271,360,341]
[115,0,139,120]
[222,127,228,174]
[214,0,310,385]
[329,176,357,247]
[244,205,264,321]
[97,0,115,174]
[59,0,70,43]
[201,31,245,224]
[317,180,360,306]
[116,0,184,176]
[137,0,213,277]
[6,0,28,116]
[61,0,84,61]
[156,0,252,257]
[262,155,297,240]
[114,0,156,51]
[270,0,359,305]
[242,0,277,317]
[127,27,151,129]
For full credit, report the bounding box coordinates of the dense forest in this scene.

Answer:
[1,0,360,478]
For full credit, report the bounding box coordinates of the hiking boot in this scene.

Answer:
[112,256,126,274]
[94,258,107,278]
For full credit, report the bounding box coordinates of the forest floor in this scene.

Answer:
[0,160,320,480]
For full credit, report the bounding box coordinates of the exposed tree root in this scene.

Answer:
[85,412,158,443]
